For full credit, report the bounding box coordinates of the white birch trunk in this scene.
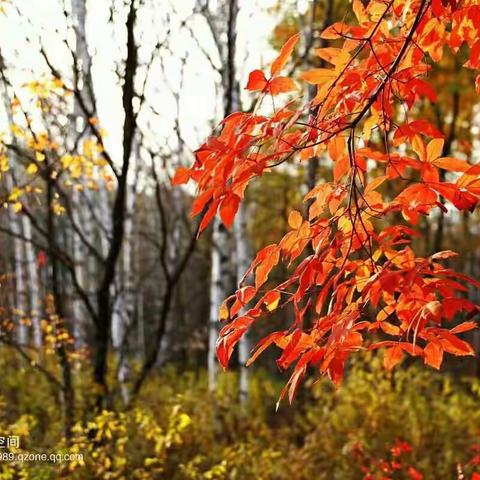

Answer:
[9,206,28,345]
[70,0,94,347]
[234,203,250,402]
[224,0,251,401]
[136,290,145,360]
[71,189,87,349]
[112,182,135,403]
[208,218,230,392]
[205,0,244,394]
[22,217,42,347]
[2,84,41,347]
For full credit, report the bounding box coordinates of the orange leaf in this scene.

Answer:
[412,135,426,160]
[287,362,308,404]
[217,322,252,369]
[263,290,281,311]
[439,331,474,356]
[424,342,443,369]
[269,76,297,95]
[171,166,191,185]
[219,194,240,228]
[421,164,439,183]
[315,47,350,67]
[433,183,477,211]
[432,157,470,172]
[352,0,368,22]
[426,138,444,162]
[246,69,267,91]
[230,286,256,316]
[255,246,280,289]
[288,210,303,229]
[333,156,350,181]
[365,175,386,193]
[380,321,401,336]
[450,321,477,334]
[320,22,350,40]
[328,136,346,162]
[400,343,423,356]
[300,68,336,85]
[277,330,313,370]
[219,300,229,321]
[384,345,404,370]
[430,250,458,260]
[247,331,285,366]
[424,300,442,323]
[191,189,213,217]
[198,198,220,235]
[270,33,300,76]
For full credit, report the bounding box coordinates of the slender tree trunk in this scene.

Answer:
[136,291,145,360]
[94,0,137,408]
[2,86,40,346]
[234,203,250,402]
[9,200,28,345]
[70,189,87,349]
[205,0,241,394]
[2,165,27,347]
[208,219,230,392]
[223,0,251,402]
[22,217,42,347]
[70,0,95,349]
[112,183,135,404]
[46,168,74,440]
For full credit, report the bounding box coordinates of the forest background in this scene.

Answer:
[1,0,480,478]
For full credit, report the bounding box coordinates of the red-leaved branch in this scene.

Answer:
[174,0,480,403]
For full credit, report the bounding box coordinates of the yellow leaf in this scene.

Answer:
[288,210,303,229]
[51,200,65,215]
[0,155,9,172]
[265,292,280,311]
[353,0,368,22]
[299,68,336,85]
[26,163,38,174]
[8,187,22,201]
[314,48,350,68]
[61,154,73,168]
[328,136,346,162]
[262,290,281,312]
[426,138,444,162]
[219,301,229,321]
[411,135,426,161]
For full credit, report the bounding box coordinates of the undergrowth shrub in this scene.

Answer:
[1,350,480,479]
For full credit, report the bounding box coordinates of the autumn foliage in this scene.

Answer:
[174,0,480,402]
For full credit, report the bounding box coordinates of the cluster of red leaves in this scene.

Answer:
[466,441,480,478]
[352,439,423,480]
[174,0,480,401]
[354,437,480,479]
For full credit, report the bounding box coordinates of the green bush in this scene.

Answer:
[1,350,480,479]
